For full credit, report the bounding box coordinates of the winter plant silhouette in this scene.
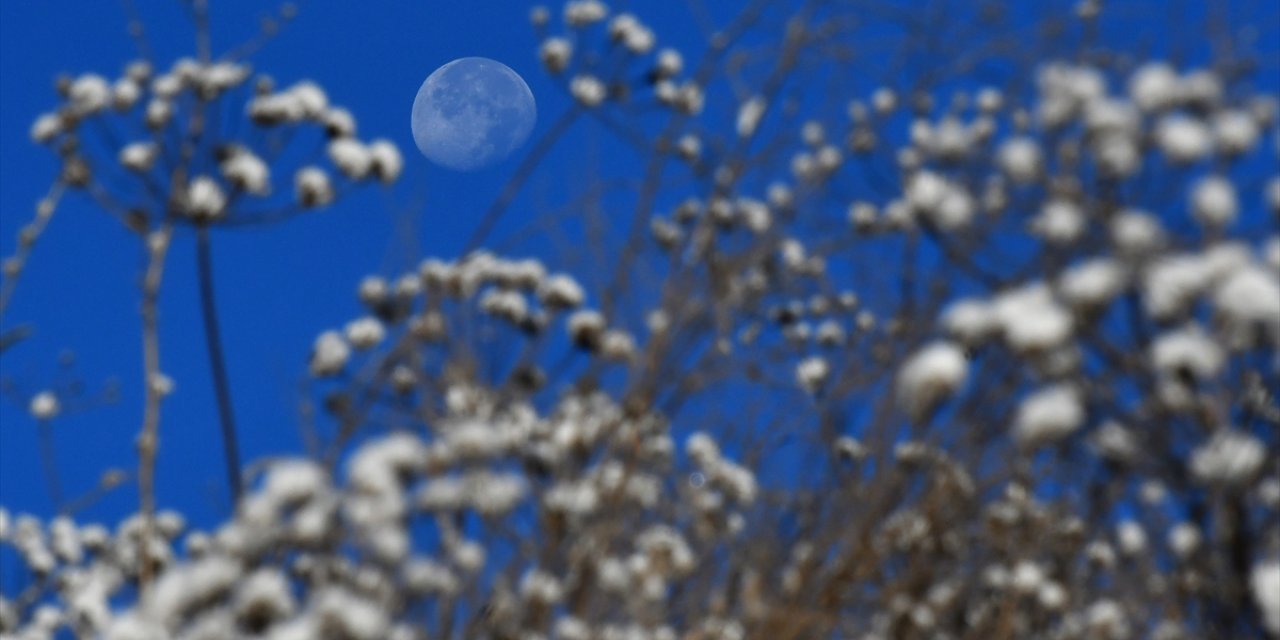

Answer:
[1,1,1278,638]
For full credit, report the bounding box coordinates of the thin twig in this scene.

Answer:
[36,419,64,512]
[64,468,130,517]
[0,183,65,324]
[464,107,582,253]
[191,0,212,63]
[118,0,153,61]
[196,226,244,506]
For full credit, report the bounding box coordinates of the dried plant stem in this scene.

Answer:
[0,182,65,324]
[191,0,212,63]
[137,222,173,590]
[464,106,581,253]
[196,227,244,506]
[225,2,303,62]
[36,419,64,513]
[118,0,152,61]
[64,469,130,517]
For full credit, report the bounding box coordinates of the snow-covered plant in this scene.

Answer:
[2,1,1277,639]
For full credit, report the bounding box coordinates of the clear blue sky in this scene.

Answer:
[0,1,709,527]
[2,0,1276,536]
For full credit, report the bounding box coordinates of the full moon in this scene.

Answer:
[411,57,537,171]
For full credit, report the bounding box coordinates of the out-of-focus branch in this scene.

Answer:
[0,182,65,324]
[465,106,582,253]
[136,221,172,591]
[196,226,244,506]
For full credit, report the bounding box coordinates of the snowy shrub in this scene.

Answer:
[1,1,1277,639]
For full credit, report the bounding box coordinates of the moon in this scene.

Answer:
[411,57,537,171]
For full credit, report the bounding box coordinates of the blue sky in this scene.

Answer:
[2,0,1277,539]
[0,1,684,527]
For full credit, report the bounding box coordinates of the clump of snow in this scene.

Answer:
[295,166,334,207]
[795,356,830,393]
[1013,385,1084,447]
[1189,175,1237,229]
[185,176,226,221]
[29,391,60,420]
[992,284,1074,353]
[570,75,607,107]
[1213,264,1280,348]
[1253,558,1280,635]
[1156,115,1212,163]
[1058,258,1126,309]
[896,341,968,418]
[1030,199,1086,245]
[310,331,350,377]
[1110,210,1165,257]
[1150,324,1224,382]
[1129,62,1179,111]
[1189,429,1266,487]
[998,137,1043,183]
